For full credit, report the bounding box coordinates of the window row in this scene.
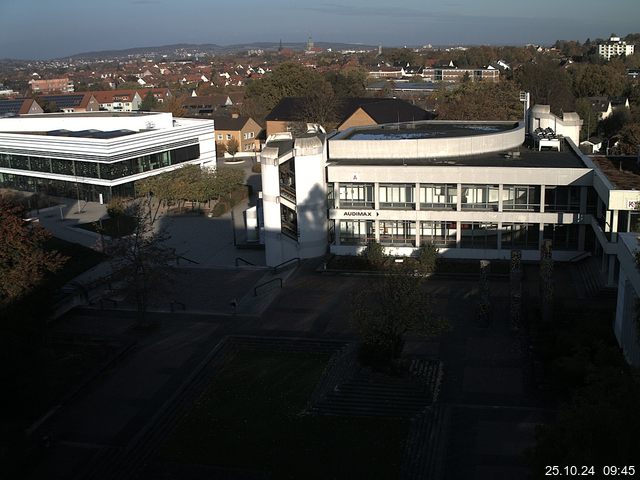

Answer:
[0,145,200,181]
[337,220,580,250]
[332,183,583,212]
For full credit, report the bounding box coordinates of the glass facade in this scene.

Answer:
[379,184,414,209]
[543,224,580,250]
[339,220,375,245]
[281,204,298,239]
[0,144,199,181]
[380,220,416,246]
[420,184,457,210]
[502,185,540,211]
[502,223,540,249]
[339,183,374,209]
[545,186,581,212]
[460,222,498,249]
[420,221,457,247]
[461,185,499,210]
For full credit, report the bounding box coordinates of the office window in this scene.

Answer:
[545,186,581,212]
[461,185,499,210]
[420,221,457,247]
[503,185,540,211]
[338,183,374,209]
[379,184,414,209]
[339,220,374,245]
[543,224,579,250]
[380,220,416,246]
[460,222,498,249]
[502,223,539,249]
[420,184,457,210]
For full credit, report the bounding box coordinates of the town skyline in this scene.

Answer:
[1,0,639,60]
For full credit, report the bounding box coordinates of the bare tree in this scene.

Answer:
[104,197,175,326]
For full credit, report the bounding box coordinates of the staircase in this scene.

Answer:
[573,256,617,299]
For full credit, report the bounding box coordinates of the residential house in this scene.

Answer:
[38,93,100,113]
[214,114,262,153]
[92,90,143,112]
[265,97,433,136]
[28,77,74,94]
[0,98,44,117]
[182,95,233,117]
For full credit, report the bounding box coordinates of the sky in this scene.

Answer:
[1,0,639,60]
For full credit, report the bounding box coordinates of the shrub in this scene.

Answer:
[415,242,439,275]
[361,240,385,269]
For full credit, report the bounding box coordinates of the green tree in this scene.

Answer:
[613,123,640,155]
[245,62,322,112]
[361,240,385,269]
[139,90,158,110]
[437,81,522,121]
[225,137,239,156]
[0,197,66,307]
[515,61,575,114]
[415,242,439,275]
[352,271,448,365]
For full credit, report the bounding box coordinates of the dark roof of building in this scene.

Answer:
[39,93,94,109]
[352,99,434,125]
[592,156,640,190]
[265,96,432,124]
[0,98,29,116]
[213,115,250,131]
[44,129,136,139]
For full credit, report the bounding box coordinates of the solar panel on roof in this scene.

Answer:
[39,95,84,108]
[0,100,25,115]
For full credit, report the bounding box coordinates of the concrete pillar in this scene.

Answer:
[415,182,420,211]
[335,219,341,246]
[539,185,545,213]
[456,184,462,211]
[611,210,619,242]
[334,181,340,209]
[538,222,545,253]
[375,219,380,242]
[415,220,421,247]
[580,186,587,215]
[608,254,616,287]
[374,182,380,210]
[498,184,504,212]
[497,222,503,250]
[456,220,462,247]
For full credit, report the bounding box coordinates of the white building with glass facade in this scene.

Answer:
[0,111,215,202]
[260,108,640,285]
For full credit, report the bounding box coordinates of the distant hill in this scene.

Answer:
[61,42,379,60]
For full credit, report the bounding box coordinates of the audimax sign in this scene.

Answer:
[343,211,380,217]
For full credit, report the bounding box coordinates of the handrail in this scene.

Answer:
[272,257,300,274]
[254,278,282,296]
[235,257,255,267]
[175,254,199,265]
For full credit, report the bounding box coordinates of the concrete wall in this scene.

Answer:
[0,111,174,132]
[529,105,582,146]
[329,121,524,160]
[614,233,640,367]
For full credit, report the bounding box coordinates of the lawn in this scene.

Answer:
[159,349,408,479]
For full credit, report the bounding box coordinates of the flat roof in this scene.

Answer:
[329,143,588,169]
[592,156,640,190]
[339,122,517,140]
[19,111,162,118]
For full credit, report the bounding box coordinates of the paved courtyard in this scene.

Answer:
[24,258,570,479]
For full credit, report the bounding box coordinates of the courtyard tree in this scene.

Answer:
[225,137,239,156]
[415,241,439,275]
[352,270,449,366]
[104,197,176,326]
[139,90,158,111]
[0,197,66,308]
